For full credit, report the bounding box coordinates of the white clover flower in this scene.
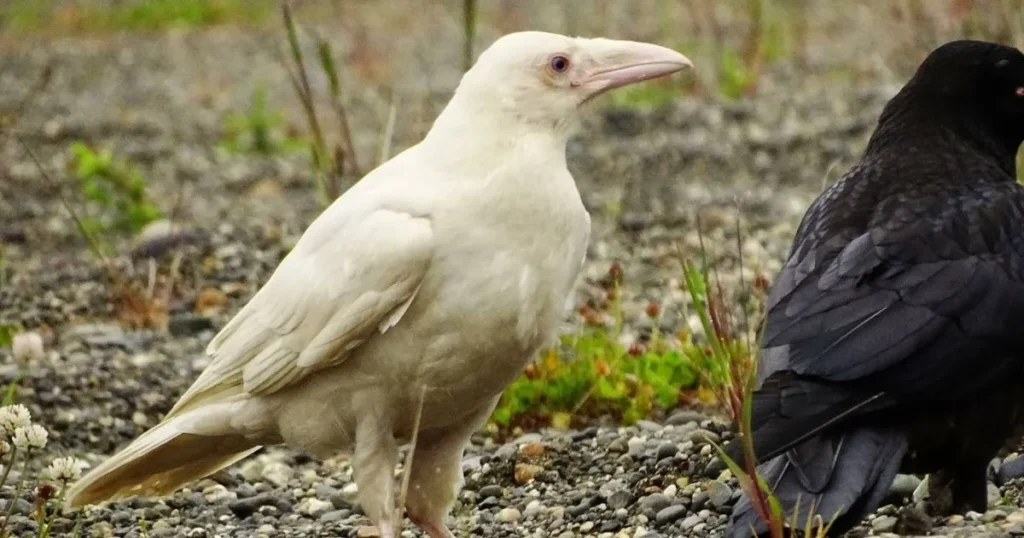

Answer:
[0,404,32,434]
[47,456,86,482]
[11,331,44,363]
[12,424,47,450]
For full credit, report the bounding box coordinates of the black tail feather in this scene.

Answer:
[726,428,907,538]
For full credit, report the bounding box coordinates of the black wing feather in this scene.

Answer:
[747,177,1024,461]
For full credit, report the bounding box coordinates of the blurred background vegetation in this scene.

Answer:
[3,0,1024,104]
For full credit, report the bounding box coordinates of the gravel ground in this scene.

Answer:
[2,24,1024,538]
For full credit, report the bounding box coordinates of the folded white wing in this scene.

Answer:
[168,208,433,416]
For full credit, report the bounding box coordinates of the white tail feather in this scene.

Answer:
[64,409,260,509]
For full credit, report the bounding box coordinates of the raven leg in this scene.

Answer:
[405,397,499,538]
[353,408,399,538]
[950,458,989,513]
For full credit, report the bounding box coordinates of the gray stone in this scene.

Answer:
[656,442,679,460]
[988,482,1001,505]
[889,473,921,498]
[495,507,521,523]
[655,504,687,525]
[895,505,932,535]
[598,479,626,499]
[637,420,663,432]
[296,498,332,517]
[680,514,702,530]
[461,455,482,473]
[708,481,733,510]
[606,436,628,453]
[494,443,518,460]
[641,493,672,513]
[872,515,897,533]
[168,314,215,336]
[666,409,710,426]
[260,462,294,488]
[688,429,721,445]
[913,475,930,503]
[607,490,633,510]
[512,433,542,445]
[228,493,282,519]
[478,484,504,499]
[319,509,350,522]
[691,491,709,511]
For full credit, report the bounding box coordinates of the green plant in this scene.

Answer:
[279,1,362,208]
[0,325,15,349]
[0,325,21,407]
[0,403,86,538]
[94,0,272,30]
[493,264,702,430]
[0,245,7,288]
[713,0,793,101]
[463,0,477,72]
[718,48,758,101]
[69,142,162,237]
[1017,149,1024,185]
[609,80,681,109]
[0,1,47,33]
[221,85,306,155]
[680,258,785,537]
[1,0,274,34]
[2,334,24,408]
[0,333,85,537]
[678,229,831,537]
[20,141,169,330]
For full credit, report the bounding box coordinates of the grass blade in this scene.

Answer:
[316,35,362,179]
[462,0,477,72]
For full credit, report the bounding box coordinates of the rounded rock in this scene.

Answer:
[495,507,522,523]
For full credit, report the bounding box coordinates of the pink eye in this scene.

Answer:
[550,55,570,73]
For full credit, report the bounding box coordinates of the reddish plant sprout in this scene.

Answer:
[645,302,661,318]
[34,482,57,525]
[35,483,55,503]
[578,305,604,327]
[709,282,780,536]
[753,272,771,294]
[601,262,624,289]
[707,287,732,343]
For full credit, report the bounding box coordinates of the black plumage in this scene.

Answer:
[726,40,1024,537]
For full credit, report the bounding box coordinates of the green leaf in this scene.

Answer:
[0,325,16,348]
[491,406,512,425]
[594,376,623,400]
[1,377,20,406]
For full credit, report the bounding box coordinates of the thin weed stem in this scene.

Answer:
[398,385,427,529]
[0,448,32,538]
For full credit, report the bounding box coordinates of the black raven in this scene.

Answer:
[726,40,1024,537]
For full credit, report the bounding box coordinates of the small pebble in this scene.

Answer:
[495,507,521,523]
